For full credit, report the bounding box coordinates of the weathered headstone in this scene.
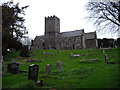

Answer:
[57,60,62,70]
[8,63,19,74]
[20,46,29,57]
[28,64,39,80]
[42,52,46,54]
[104,54,108,64]
[46,64,52,75]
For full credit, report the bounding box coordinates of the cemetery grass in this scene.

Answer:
[3,48,119,88]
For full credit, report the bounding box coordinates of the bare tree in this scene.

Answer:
[21,37,31,49]
[86,0,120,36]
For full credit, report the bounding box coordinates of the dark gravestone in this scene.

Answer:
[20,46,29,57]
[28,64,39,80]
[46,64,52,75]
[57,60,62,70]
[8,63,19,74]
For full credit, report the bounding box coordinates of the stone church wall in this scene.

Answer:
[85,39,97,49]
[56,35,83,49]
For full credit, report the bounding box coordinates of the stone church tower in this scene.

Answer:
[44,15,60,49]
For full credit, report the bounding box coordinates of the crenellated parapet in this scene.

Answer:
[45,15,60,20]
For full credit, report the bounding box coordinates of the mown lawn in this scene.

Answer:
[2,48,119,88]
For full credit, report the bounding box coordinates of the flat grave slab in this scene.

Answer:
[80,58,99,63]
[80,58,98,61]
[70,54,84,57]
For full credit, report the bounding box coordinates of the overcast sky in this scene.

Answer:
[1,0,118,39]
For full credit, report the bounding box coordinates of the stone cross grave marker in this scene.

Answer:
[57,60,62,70]
[104,54,108,64]
[46,64,52,75]
[28,64,39,80]
[8,63,19,74]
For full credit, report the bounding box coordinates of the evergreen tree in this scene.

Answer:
[2,1,29,55]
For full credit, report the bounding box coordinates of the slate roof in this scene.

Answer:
[34,30,96,42]
[84,32,96,39]
[58,29,84,37]
[34,35,45,42]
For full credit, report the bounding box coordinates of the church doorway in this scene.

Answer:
[73,44,75,49]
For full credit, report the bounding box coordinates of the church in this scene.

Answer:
[31,15,98,50]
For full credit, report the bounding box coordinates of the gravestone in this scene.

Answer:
[8,63,19,74]
[46,64,52,75]
[28,64,39,80]
[57,60,62,70]
[42,52,46,54]
[20,46,29,57]
[104,54,108,64]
